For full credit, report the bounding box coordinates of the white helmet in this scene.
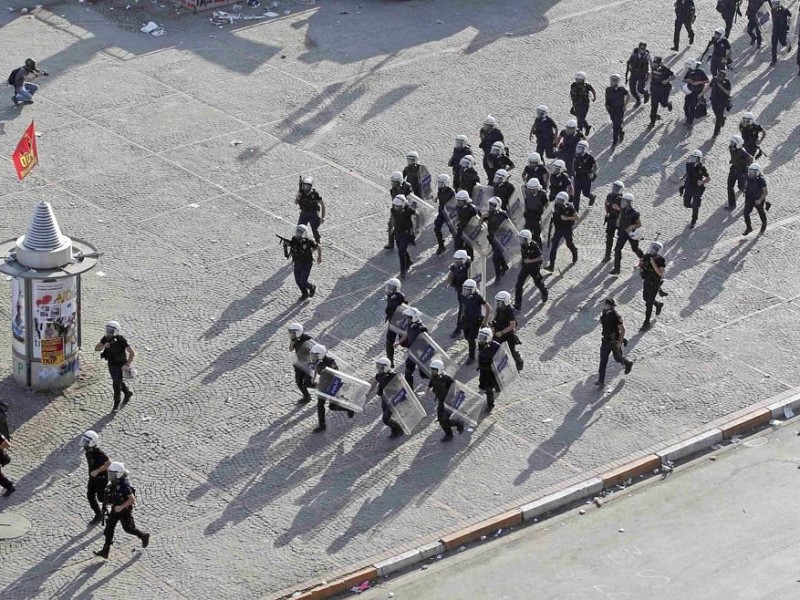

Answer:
[80,430,99,448]
[403,306,421,323]
[685,58,699,70]
[385,278,401,294]
[552,159,566,173]
[287,323,304,339]
[689,149,703,162]
[453,249,469,262]
[729,135,744,149]
[392,195,407,207]
[376,356,392,372]
[741,112,755,123]
[611,180,625,194]
[390,171,404,183]
[105,321,121,336]
[488,196,502,210]
[406,150,419,165]
[648,241,664,256]
[576,140,589,154]
[714,27,725,37]
[295,224,309,238]
[437,173,451,188]
[430,359,445,375]
[565,118,578,129]
[108,462,126,480]
[477,327,493,343]
[491,141,505,155]
[536,104,548,117]
[483,115,497,127]
[575,71,587,82]
[455,190,471,205]
[455,134,468,147]
[526,178,542,191]
[301,175,314,188]
[310,344,327,361]
[609,73,622,85]
[621,192,634,208]
[493,169,509,184]
[462,279,477,295]
[460,155,476,169]
[527,152,541,166]
[555,191,570,204]
[519,229,533,243]
[748,162,762,176]
[495,290,512,306]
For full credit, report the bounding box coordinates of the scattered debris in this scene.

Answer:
[730,435,742,444]
[421,565,429,570]
[349,581,371,594]
[769,419,782,426]
[458,546,466,552]
[230,140,243,146]
[593,497,603,508]
[264,11,279,17]
[541,418,553,423]
[618,528,625,533]
[141,21,166,35]
[661,461,674,475]
[212,10,270,24]
[141,416,151,422]
[480,535,487,541]
[493,529,503,538]
[96,271,106,277]
[247,0,260,6]
[579,509,586,515]
[709,456,717,461]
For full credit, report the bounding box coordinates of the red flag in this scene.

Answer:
[12,120,39,182]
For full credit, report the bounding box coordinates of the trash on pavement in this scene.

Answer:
[349,581,371,594]
[140,21,166,36]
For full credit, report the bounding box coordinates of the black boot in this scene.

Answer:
[94,545,110,559]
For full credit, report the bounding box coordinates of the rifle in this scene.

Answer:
[101,480,111,526]
[298,175,303,195]
[276,234,292,245]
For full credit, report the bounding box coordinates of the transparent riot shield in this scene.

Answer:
[381,375,427,435]
[492,218,521,266]
[407,332,458,379]
[443,195,459,232]
[463,215,491,257]
[316,368,372,413]
[388,304,431,336]
[505,187,525,230]
[471,184,494,214]
[407,194,435,231]
[443,380,483,427]
[492,342,520,392]
[419,165,434,201]
[293,339,317,375]
[469,256,487,298]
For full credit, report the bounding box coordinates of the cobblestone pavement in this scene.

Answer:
[0,0,798,598]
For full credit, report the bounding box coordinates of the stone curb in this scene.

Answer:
[280,388,800,599]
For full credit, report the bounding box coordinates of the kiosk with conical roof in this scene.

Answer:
[0,202,100,389]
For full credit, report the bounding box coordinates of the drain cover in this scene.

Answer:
[0,513,32,540]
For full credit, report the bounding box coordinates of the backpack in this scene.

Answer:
[7,67,20,86]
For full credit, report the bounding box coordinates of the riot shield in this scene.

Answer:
[407,194,435,231]
[492,342,520,392]
[443,196,459,232]
[541,201,554,248]
[316,368,372,413]
[471,184,494,214]
[418,165,434,201]
[462,215,491,257]
[407,332,459,379]
[505,187,525,230]
[388,304,431,336]
[293,339,317,375]
[443,380,483,427]
[381,375,427,435]
[492,218,521,266]
[469,256,487,298]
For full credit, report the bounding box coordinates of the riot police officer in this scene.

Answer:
[709,68,732,137]
[95,320,135,412]
[683,58,709,127]
[742,162,769,235]
[603,181,624,263]
[94,462,150,559]
[573,140,598,209]
[739,112,766,158]
[701,28,732,76]
[458,155,481,196]
[548,160,574,202]
[515,229,548,310]
[638,242,667,331]
[528,105,558,159]
[461,279,492,365]
[449,135,473,190]
[310,344,353,432]
[606,74,630,147]
[484,142,515,182]
[673,0,697,50]
[544,192,578,272]
[492,169,516,212]
[595,298,634,387]
[521,152,550,190]
[403,151,428,199]
[625,43,651,106]
[523,178,548,245]
[611,193,645,275]
[492,291,523,371]
[769,0,792,65]
[396,306,428,388]
[445,249,472,337]
[288,322,313,403]
[569,72,597,136]
[435,174,456,255]
[479,115,505,174]
[557,118,586,175]
[681,149,711,228]
[427,360,463,442]
[391,195,418,279]
[454,190,480,260]
[648,56,675,128]
[295,175,326,243]
[372,357,404,439]
[483,197,511,283]
[746,0,767,49]
[716,0,741,38]
[385,172,413,250]
[727,135,753,210]
[476,328,502,412]
[383,279,405,367]
[283,224,321,301]
[80,430,111,524]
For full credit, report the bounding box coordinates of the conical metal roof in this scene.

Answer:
[22,201,68,252]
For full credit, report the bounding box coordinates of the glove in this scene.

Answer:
[678,185,685,196]
[622,338,628,347]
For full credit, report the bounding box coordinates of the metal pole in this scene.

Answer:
[24,279,33,388]
[76,275,82,348]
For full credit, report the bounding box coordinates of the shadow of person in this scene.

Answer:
[71,554,141,600]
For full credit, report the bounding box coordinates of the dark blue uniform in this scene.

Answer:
[743,174,768,233]
[612,207,644,273]
[375,371,404,437]
[549,172,573,202]
[435,186,456,251]
[386,181,413,249]
[478,127,504,174]
[649,63,675,126]
[515,241,548,309]
[449,262,470,335]
[770,5,791,63]
[492,304,523,371]
[521,164,550,191]
[291,333,313,402]
[597,307,631,385]
[683,67,709,126]
[101,476,148,550]
[547,202,578,268]
[462,292,487,360]
[314,355,353,429]
[682,161,710,227]
[454,203,480,259]
[557,130,584,175]
[605,85,629,147]
[393,206,417,276]
[385,291,405,366]
[297,189,323,243]
[448,145,472,189]
[573,152,597,210]
[484,152,515,183]
[746,0,767,48]
[727,147,753,209]
[85,446,109,520]
[523,188,548,245]
[569,81,596,136]
[716,0,739,38]
[428,373,461,438]
[640,253,666,328]
[529,115,558,158]
[626,49,650,104]
[673,0,696,49]
[485,209,511,281]
[285,236,318,299]
[709,74,732,137]
[603,193,622,262]
[493,181,516,212]
[403,321,429,387]
[704,36,731,76]
[477,340,501,410]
